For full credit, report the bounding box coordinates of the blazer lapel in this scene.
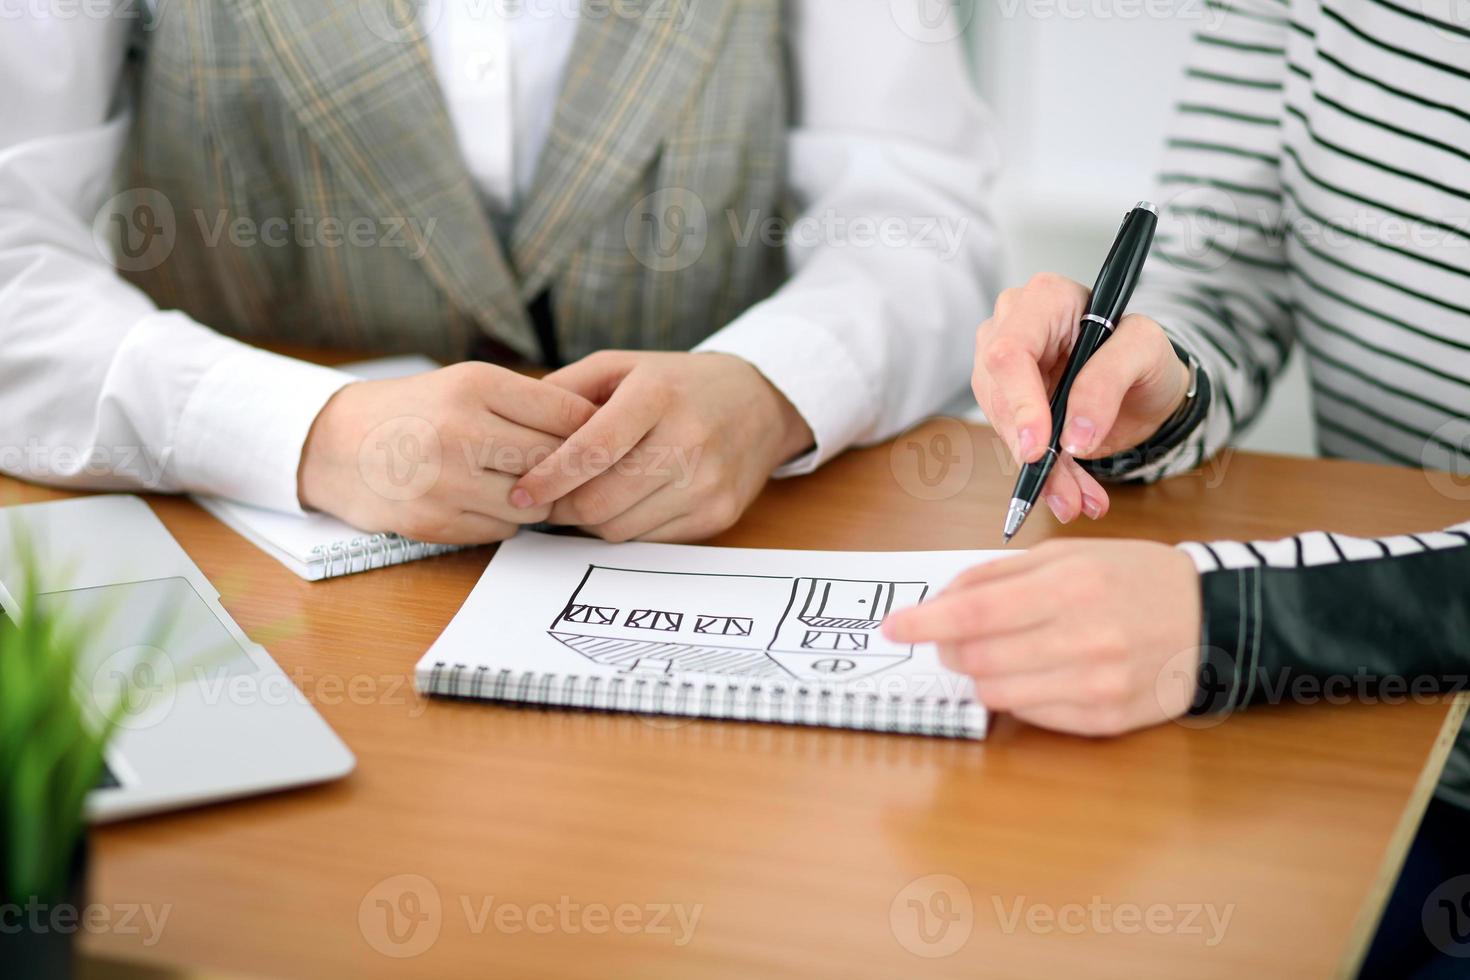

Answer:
[511,0,735,300]
[228,0,539,357]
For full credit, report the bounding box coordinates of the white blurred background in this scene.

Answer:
[967,1,1317,457]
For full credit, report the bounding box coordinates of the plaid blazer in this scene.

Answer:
[118,0,788,363]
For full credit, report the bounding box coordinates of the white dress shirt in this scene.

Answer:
[0,0,998,514]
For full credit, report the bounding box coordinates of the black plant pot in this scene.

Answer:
[1,836,89,980]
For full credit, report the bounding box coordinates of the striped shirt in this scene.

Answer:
[1118,0,1470,804]
[1129,0,1470,478]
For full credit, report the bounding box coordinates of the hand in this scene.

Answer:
[509,351,814,542]
[973,273,1191,524]
[298,362,596,544]
[883,540,1202,736]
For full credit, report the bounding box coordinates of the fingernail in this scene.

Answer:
[1017,427,1037,461]
[1045,494,1072,523]
[1081,495,1103,520]
[1064,417,1096,455]
[510,488,536,509]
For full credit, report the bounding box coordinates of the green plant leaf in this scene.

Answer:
[0,517,172,903]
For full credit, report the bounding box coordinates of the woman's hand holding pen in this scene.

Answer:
[974,273,1192,524]
[914,266,1207,738]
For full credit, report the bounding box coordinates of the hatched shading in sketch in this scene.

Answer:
[548,566,929,682]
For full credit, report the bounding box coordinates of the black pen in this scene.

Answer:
[1002,201,1159,543]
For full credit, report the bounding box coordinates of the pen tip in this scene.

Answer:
[1002,499,1030,546]
[1002,533,1014,546]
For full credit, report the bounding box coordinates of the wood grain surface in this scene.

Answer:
[6,418,1459,979]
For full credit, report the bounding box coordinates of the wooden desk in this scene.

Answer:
[18,421,1459,979]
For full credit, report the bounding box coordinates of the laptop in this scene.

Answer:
[0,495,355,822]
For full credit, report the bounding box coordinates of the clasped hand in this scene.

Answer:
[298,351,812,546]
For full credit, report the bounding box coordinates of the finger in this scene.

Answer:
[581,485,690,544]
[978,330,1051,463]
[1061,314,1171,457]
[992,286,1021,321]
[542,350,639,404]
[464,416,567,477]
[400,510,519,546]
[940,552,1047,594]
[1042,454,1110,524]
[439,467,553,524]
[938,625,1093,678]
[627,488,752,543]
[1069,459,1111,521]
[896,553,1053,642]
[882,572,1055,644]
[631,508,731,544]
[549,449,675,528]
[1039,454,1085,524]
[981,275,1091,461]
[980,377,1019,458]
[511,378,666,508]
[480,372,599,438]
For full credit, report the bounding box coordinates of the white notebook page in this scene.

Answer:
[417,532,1003,736]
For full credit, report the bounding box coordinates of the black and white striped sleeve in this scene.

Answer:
[1105,0,1298,482]
[1178,519,1470,717]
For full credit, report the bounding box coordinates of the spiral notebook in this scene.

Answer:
[416,532,997,738]
[193,497,462,581]
[194,355,454,581]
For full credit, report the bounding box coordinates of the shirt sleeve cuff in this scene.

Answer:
[696,311,875,478]
[169,334,355,514]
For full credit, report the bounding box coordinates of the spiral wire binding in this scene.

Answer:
[308,533,462,580]
[422,662,983,738]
